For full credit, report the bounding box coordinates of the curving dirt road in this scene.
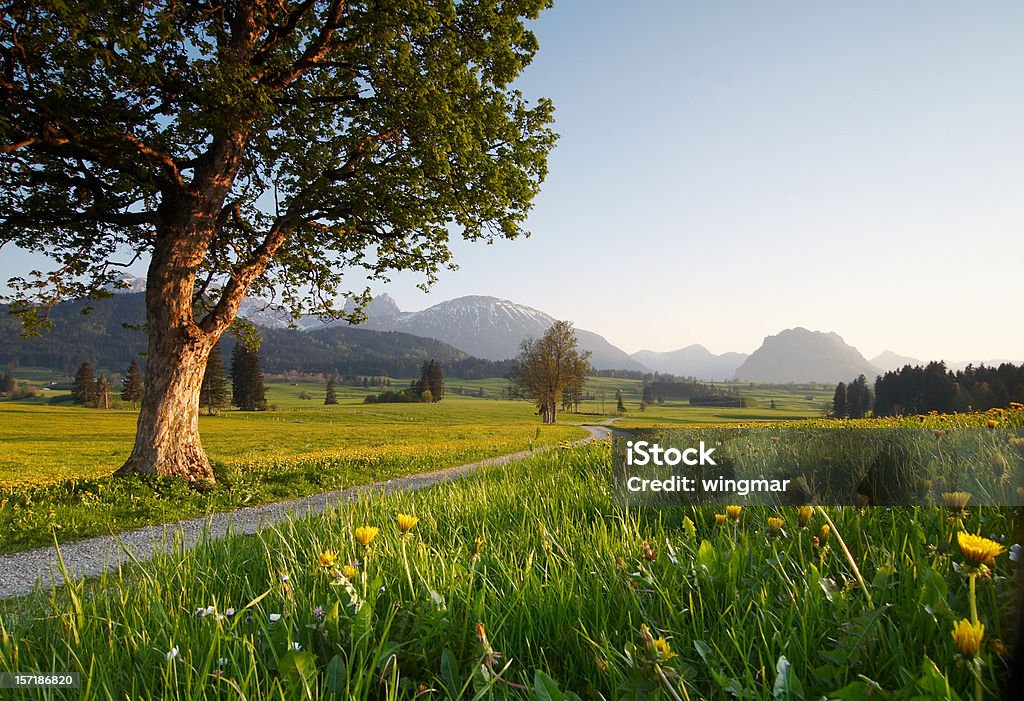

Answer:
[0,423,615,600]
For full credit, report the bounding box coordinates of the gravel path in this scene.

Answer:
[0,424,614,601]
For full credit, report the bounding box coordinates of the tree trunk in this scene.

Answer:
[115,215,222,483]
[115,324,217,482]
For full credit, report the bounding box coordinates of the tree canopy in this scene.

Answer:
[0,1,556,481]
[1,1,556,322]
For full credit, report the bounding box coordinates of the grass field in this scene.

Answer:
[1,440,1019,699]
[0,394,584,554]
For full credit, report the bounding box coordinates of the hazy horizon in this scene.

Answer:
[3,1,1022,362]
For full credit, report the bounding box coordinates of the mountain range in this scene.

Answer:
[5,275,1016,383]
[322,294,645,371]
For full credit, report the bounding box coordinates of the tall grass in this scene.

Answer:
[1,442,1018,699]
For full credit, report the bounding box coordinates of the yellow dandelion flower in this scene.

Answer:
[951,618,984,657]
[986,419,999,429]
[715,513,727,526]
[397,513,419,533]
[819,524,830,543]
[473,536,484,555]
[957,532,1005,567]
[316,549,338,569]
[726,505,742,521]
[796,505,813,526]
[767,516,784,533]
[942,491,971,510]
[652,635,676,662]
[342,564,358,580]
[354,525,379,547]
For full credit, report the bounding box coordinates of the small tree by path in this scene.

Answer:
[324,376,339,406]
[508,321,591,424]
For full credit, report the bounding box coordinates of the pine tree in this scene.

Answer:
[200,348,229,415]
[120,359,144,409]
[419,359,444,402]
[616,389,627,414]
[95,374,111,409]
[231,344,266,411]
[832,382,848,419]
[72,362,97,407]
[324,376,339,405]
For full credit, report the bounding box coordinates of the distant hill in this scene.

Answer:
[319,294,647,371]
[870,350,924,372]
[631,345,748,381]
[0,293,507,379]
[735,328,880,383]
[870,351,1023,374]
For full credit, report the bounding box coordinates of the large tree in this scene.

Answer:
[507,320,590,424]
[0,1,556,482]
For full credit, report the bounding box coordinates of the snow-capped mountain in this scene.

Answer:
[342,295,647,370]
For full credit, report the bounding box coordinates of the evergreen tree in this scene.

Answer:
[95,374,111,409]
[846,375,871,419]
[832,382,847,418]
[616,389,627,415]
[420,359,445,402]
[324,376,339,405]
[120,359,144,409]
[231,344,266,412]
[72,361,97,406]
[200,349,229,415]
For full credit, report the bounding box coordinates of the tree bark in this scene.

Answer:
[115,213,222,483]
[115,327,216,482]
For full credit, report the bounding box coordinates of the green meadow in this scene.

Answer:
[1,377,1021,699]
[1,442,1019,700]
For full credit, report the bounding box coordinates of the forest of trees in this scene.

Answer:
[641,379,746,407]
[0,294,510,380]
[873,362,1024,416]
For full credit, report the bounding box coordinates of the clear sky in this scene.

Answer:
[3,1,1023,361]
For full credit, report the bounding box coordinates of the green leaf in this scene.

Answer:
[772,655,805,700]
[280,650,318,689]
[824,680,889,701]
[696,539,718,574]
[325,654,347,697]
[909,658,962,701]
[441,647,461,695]
[533,670,566,701]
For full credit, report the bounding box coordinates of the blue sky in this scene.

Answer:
[3,1,1023,361]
